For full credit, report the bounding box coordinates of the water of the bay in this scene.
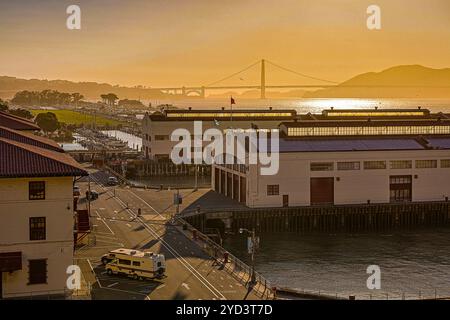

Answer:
[223,227,450,300]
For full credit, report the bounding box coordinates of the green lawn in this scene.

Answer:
[31,109,122,126]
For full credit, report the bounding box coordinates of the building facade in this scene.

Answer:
[142,108,297,161]
[0,125,87,299]
[212,108,450,208]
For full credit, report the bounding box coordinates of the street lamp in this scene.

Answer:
[239,227,258,285]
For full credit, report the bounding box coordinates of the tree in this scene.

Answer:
[35,112,61,133]
[71,93,84,105]
[101,93,119,106]
[0,99,8,112]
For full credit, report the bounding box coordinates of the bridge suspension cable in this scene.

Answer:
[265,59,339,84]
[205,60,261,87]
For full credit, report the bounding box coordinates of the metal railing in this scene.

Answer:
[177,217,274,300]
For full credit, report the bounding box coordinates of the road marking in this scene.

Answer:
[127,190,162,217]
[182,283,191,290]
[111,194,227,300]
[96,210,115,235]
[156,284,166,290]
[107,282,119,288]
[89,175,227,300]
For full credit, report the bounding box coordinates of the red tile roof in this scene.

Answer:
[0,126,63,152]
[0,111,40,131]
[0,137,88,178]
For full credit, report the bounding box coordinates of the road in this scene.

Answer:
[75,169,260,300]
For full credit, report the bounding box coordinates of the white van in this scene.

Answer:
[102,248,166,280]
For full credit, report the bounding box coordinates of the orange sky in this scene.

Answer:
[0,0,449,87]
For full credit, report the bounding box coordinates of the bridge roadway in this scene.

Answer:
[75,169,260,300]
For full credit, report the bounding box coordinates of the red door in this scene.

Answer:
[310,177,334,205]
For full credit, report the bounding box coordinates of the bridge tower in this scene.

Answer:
[260,59,266,99]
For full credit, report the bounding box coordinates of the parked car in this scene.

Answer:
[108,176,119,186]
[86,190,99,200]
[73,186,81,197]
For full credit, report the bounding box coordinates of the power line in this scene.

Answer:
[266,60,339,84]
[205,60,261,87]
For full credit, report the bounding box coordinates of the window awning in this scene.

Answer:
[0,252,22,272]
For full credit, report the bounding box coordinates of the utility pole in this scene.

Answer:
[239,227,258,285]
[194,165,198,191]
[87,174,91,216]
[250,228,256,284]
[260,59,266,99]
[176,189,180,216]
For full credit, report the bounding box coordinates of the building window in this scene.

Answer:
[364,161,386,170]
[155,135,169,141]
[29,217,46,241]
[337,161,360,171]
[28,259,47,285]
[415,160,437,169]
[390,160,412,170]
[29,181,45,200]
[267,185,279,196]
[441,160,450,168]
[310,162,334,171]
[390,175,412,203]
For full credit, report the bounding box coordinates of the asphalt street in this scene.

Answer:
[74,170,260,300]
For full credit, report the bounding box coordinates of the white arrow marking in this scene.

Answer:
[182,283,190,290]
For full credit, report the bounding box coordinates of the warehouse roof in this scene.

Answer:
[256,136,450,153]
[277,138,425,152]
[147,108,297,121]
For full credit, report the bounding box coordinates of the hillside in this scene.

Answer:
[304,65,450,98]
[0,76,171,100]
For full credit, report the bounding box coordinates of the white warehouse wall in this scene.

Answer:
[247,150,450,208]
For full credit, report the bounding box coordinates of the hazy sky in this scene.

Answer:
[1,0,449,87]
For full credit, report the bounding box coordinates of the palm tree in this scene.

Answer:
[71,93,84,106]
[106,93,119,106]
[100,94,108,104]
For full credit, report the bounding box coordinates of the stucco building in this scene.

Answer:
[0,120,87,299]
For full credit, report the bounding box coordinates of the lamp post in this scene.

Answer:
[239,227,258,285]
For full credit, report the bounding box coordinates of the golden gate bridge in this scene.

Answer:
[151,59,446,99]
[154,59,339,99]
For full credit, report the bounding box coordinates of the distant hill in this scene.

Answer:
[0,76,172,100]
[304,65,450,98]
